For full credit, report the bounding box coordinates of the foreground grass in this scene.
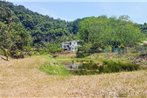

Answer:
[0,55,147,97]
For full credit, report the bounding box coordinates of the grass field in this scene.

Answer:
[0,55,147,97]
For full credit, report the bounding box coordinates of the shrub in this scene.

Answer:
[0,49,3,54]
[33,43,63,55]
[101,60,140,73]
[10,50,25,58]
[46,43,63,53]
[76,43,92,58]
[76,43,103,58]
[72,60,140,75]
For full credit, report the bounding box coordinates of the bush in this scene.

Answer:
[76,43,103,58]
[72,60,140,75]
[46,43,63,53]
[76,50,90,58]
[10,50,25,58]
[0,49,3,54]
[33,43,62,54]
[76,43,92,58]
[101,60,140,73]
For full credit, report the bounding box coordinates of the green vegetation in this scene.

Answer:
[72,60,140,75]
[102,60,139,73]
[0,1,79,59]
[0,5,32,59]
[140,23,147,36]
[0,1,146,76]
[0,1,147,59]
[0,1,147,97]
[40,63,70,76]
[77,16,146,57]
[39,56,140,76]
[45,43,63,53]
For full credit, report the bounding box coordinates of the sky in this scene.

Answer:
[5,0,147,24]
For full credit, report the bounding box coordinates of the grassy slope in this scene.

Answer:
[0,55,147,97]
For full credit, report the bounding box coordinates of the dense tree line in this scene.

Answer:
[139,23,147,36]
[0,1,146,59]
[0,4,32,59]
[0,1,79,59]
[77,16,146,57]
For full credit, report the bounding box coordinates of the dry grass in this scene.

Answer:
[0,55,147,97]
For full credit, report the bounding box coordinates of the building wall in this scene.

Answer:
[61,40,79,51]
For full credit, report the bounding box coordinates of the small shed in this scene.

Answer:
[61,40,79,52]
[138,41,147,54]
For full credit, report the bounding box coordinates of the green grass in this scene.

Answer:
[39,53,142,76]
[40,62,70,76]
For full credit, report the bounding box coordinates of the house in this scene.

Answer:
[142,41,147,46]
[61,40,79,51]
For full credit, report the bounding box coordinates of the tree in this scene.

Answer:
[78,16,146,56]
[139,23,147,36]
[0,1,79,55]
[0,7,13,60]
[0,4,32,59]
[10,23,32,58]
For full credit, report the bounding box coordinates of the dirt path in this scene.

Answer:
[0,56,147,97]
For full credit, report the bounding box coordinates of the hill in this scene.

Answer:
[1,1,81,42]
[0,1,81,58]
[1,1,147,59]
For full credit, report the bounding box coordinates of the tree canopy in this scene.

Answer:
[77,16,146,56]
[0,1,147,59]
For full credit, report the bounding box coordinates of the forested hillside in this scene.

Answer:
[0,1,146,59]
[0,1,80,58]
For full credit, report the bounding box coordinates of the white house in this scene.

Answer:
[61,40,79,52]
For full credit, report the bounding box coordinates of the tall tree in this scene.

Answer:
[0,6,13,60]
[78,16,146,54]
